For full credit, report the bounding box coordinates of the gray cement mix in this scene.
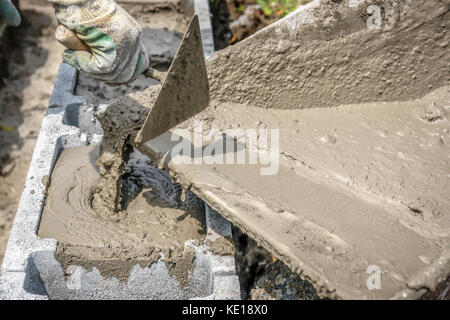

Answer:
[38,145,206,286]
[31,0,450,299]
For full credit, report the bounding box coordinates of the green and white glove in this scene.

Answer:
[0,0,20,36]
[50,0,149,84]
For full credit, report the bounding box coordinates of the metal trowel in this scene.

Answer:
[55,15,210,146]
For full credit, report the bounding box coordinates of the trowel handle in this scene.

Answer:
[55,25,90,52]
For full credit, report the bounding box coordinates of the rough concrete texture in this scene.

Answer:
[231,225,321,300]
[203,206,241,299]
[140,87,450,300]
[33,204,239,299]
[250,260,320,300]
[136,15,210,145]
[31,242,212,299]
[93,88,160,217]
[135,0,450,299]
[207,0,449,110]
[74,0,190,106]
[32,202,239,299]
[1,62,238,300]
[1,0,240,299]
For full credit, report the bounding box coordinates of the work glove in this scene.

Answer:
[0,0,20,36]
[49,0,149,84]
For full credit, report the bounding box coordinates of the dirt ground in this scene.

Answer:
[0,0,63,264]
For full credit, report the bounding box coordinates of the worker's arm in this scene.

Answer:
[0,0,20,36]
[49,0,149,84]
[1,0,148,84]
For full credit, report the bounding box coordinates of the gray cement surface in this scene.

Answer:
[137,0,450,299]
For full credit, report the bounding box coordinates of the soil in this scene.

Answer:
[231,225,275,299]
[0,0,63,265]
[232,225,319,300]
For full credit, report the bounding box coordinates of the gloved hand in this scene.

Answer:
[49,0,149,84]
[0,0,20,36]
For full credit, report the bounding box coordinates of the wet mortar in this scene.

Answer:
[36,0,450,299]
[38,1,210,287]
[38,144,206,285]
[132,0,450,299]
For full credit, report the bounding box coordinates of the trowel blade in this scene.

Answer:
[135,15,210,146]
